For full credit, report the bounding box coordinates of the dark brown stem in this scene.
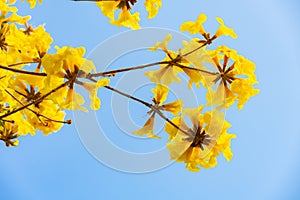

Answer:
[0,65,47,76]
[1,119,14,123]
[151,107,189,135]
[173,63,218,76]
[104,85,152,108]
[88,37,216,78]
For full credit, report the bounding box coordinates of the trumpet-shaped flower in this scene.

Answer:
[180,14,237,41]
[96,1,140,30]
[41,46,109,111]
[95,0,162,29]
[0,121,19,147]
[206,45,259,109]
[144,0,162,19]
[214,17,237,39]
[145,34,184,85]
[166,106,236,172]
[180,14,207,35]
[21,0,42,8]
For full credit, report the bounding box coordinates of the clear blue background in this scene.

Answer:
[1,0,300,199]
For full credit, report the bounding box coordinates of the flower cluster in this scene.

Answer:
[1,1,259,173]
[133,14,259,171]
[95,0,162,29]
[0,0,109,146]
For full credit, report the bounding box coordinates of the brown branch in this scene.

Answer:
[0,65,47,76]
[182,36,217,58]
[88,61,169,78]
[104,85,152,108]
[88,37,216,78]
[102,84,190,136]
[173,63,218,76]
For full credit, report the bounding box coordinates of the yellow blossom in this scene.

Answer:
[0,1,17,16]
[21,0,43,8]
[144,0,162,19]
[0,121,19,147]
[145,34,184,85]
[206,45,259,109]
[41,46,104,111]
[96,1,140,30]
[214,17,237,39]
[180,14,207,35]
[132,113,159,138]
[63,88,87,112]
[112,9,140,30]
[25,100,66,135]
[166,107,236,172]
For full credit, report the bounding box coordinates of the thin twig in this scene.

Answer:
[104,85,152,108]
[88,61,169,78]
[102,84,190,135]
[173,63,218,76]
[88,38,216,78]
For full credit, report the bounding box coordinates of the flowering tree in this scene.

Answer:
[0,0,259,172]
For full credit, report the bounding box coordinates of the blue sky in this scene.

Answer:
[1,0,300,199]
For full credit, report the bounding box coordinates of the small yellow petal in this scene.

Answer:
[152,84,168,105]
[215,17,237,39]
[180,14,207,35]
[144,0,162,19]
[132,114,160,138]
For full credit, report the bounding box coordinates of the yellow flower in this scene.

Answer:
[214,17,237,39]
[145,34,184,85]
[6,111,35,136]
[95,0,162,29]
[146,35,212,88]
[132,84,183,138]
[180,14,207,35]
[4,79,66,135]
[0,1,17,16]
[166,107,236,172]
[181,15,237,41]
[0,121,19,147]
[144,0,162,19]
[111,9,140,30]
[42,46,105,111]
[25,100,66,135]
[42,46,91,76]
[6,12,31,24]
[96,0,140,30]
[21,0,43,8]
[149,33,172,53]
[132,113,159,138]
[206,45,259,109]
[63,88,87,112]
